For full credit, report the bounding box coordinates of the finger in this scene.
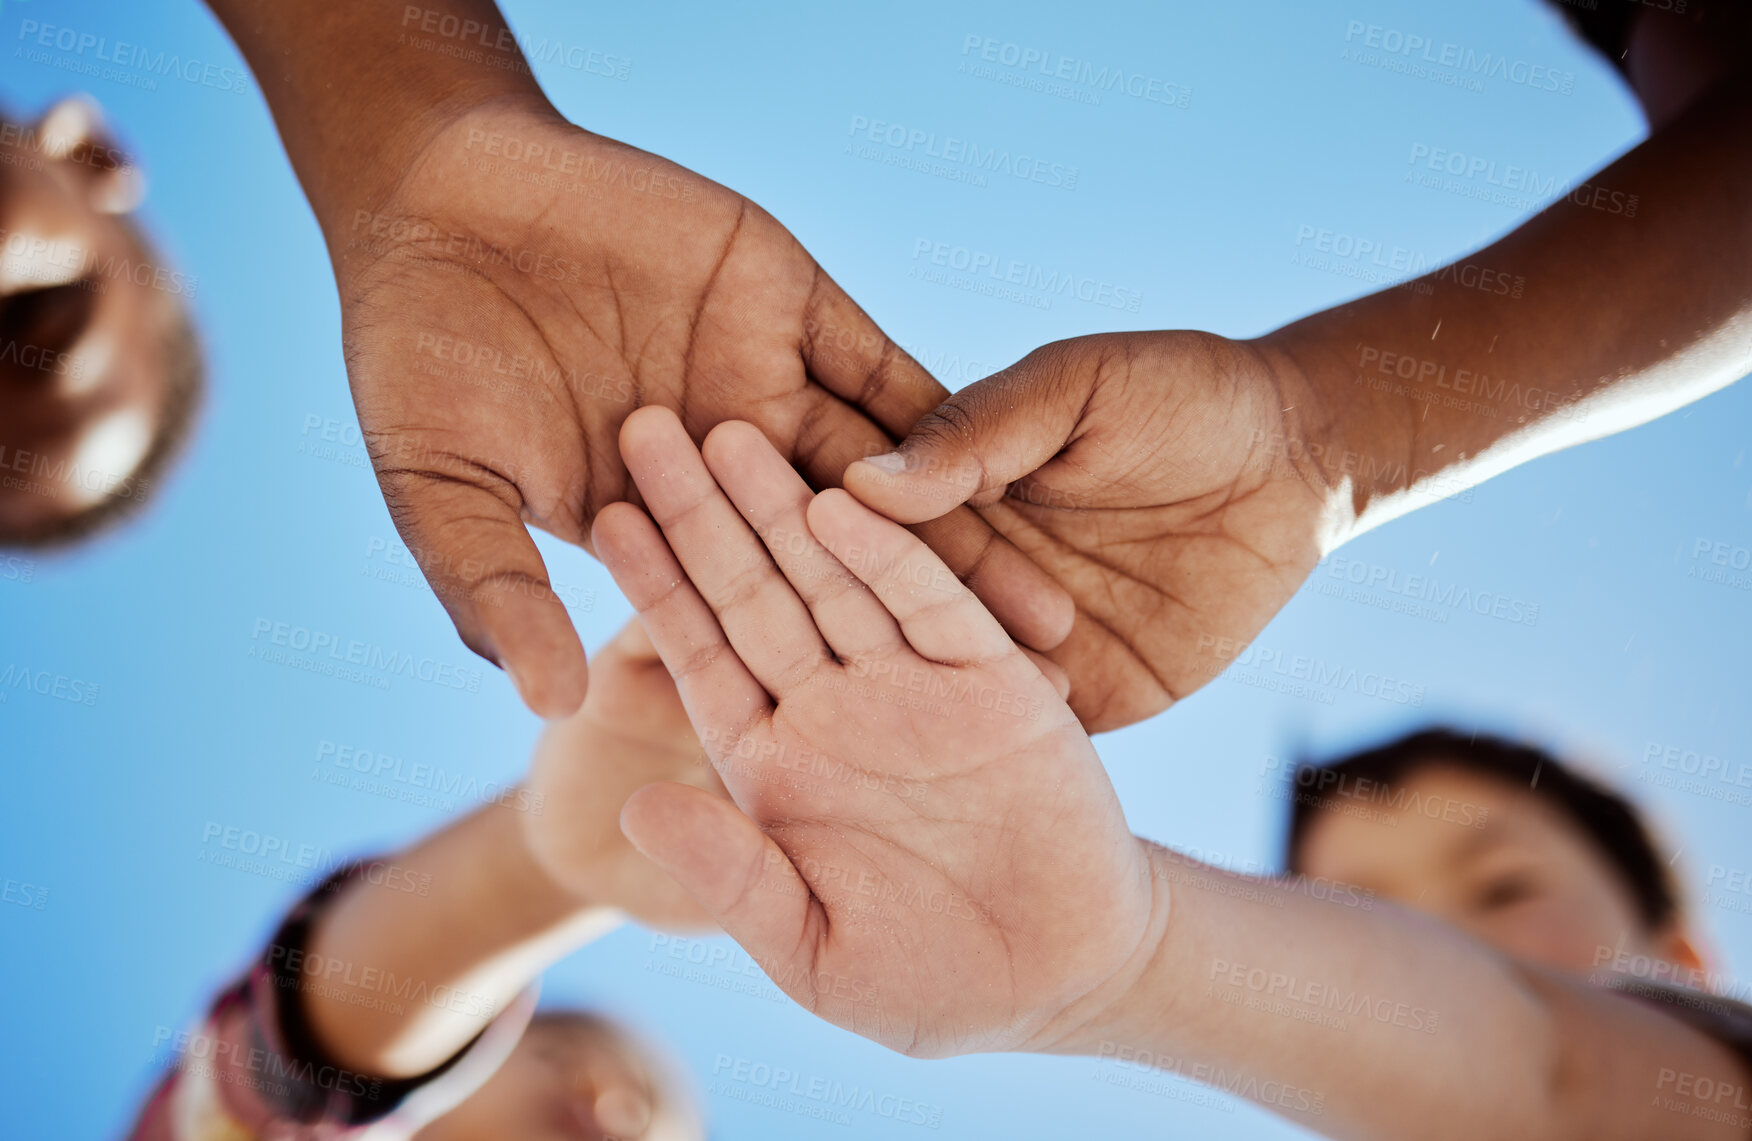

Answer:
[620,783,824,1007]
[807,489,1014,666]
[843,342,1096,523]
[619,406,834,699]
[788,388,1074,653]
[700,420,904,664]
[799,271,949,440]
[591,502,771,745]
[1021,648,1072,703]
[908,508,1072,652]
[372,465,586,718]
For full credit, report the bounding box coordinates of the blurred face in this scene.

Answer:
[413,1016,702,1141]
[0,99,172,539]
[1624,0,1752,129]
[1295,763,1666,975]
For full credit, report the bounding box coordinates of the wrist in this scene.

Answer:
[1236,331,1385,548]
[311,86,564,240]
[1031,839,1181,1059]
[1254,297,1535,539]
[208,0,555,233]
[512,795,610,916]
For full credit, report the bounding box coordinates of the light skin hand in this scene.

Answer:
[542,421,1750,1141]
[523,618,726,931]
[581,418,1751,1140]
[591,407,1163,1057]
[203,0,1071,717]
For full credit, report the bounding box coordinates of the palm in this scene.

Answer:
[970,332,1333,730]
[342,104,830,540]
[595,410,1157,1060]
[524,623,723,930]
[330,99,1070,713]
[724,657,1141,1056]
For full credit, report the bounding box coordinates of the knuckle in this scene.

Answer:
[908,398,981,452]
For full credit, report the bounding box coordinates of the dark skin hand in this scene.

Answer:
[343,97,1069,710]
[852,331,1333,733]
[853,15,1752,731]
[204,2,1072,717]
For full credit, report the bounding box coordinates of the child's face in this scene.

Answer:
[0,101,180,540]
[1295,763,1660,976]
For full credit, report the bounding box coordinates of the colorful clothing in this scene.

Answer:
[128,863,535,1140]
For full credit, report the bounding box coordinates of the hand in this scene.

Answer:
[333,95,1070,716]
[590,407,1163,1058]
[301,617,722,1078]
[843,330,1351,731]
[523,620,723,931]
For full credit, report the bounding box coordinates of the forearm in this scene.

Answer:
[202,0,548,230]
[301,796,618,1078]
[1057,844,1746,1141]
[1258,70,1752,540]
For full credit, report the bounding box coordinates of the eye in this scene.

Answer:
[0,281,97,363]
[1475,872,1538,911]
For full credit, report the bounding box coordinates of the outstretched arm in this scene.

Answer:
[844,45,1752,730]
[298,622,721,1077]
[1056,848,1751,1141]
[1263,68,1752,536]
[201,0,1071,718]
[295,799,611,1078]
[595,411,1751,1140]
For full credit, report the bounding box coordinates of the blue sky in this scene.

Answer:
[1,0,1748,1137]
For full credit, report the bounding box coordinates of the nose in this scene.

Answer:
[570,1075,653,1139]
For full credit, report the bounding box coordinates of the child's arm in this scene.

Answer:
[1051,846,1752,1141]
[593,407,1750,1141]
[131,622,716,1137]
[291,799,611,1079]
[277,623,720,1079]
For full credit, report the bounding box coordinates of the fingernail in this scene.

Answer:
[860,451,908,475]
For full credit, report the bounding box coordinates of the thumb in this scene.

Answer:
[620,783,821,1002]
[374,466,588,718]
[843,344,1094,524]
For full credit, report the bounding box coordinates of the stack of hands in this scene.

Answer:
[589,408,1164,1059]
[312,87,1347,733]
[211,0,1751,735]
[178,1,1752,1137]
[479,406,1744,1141]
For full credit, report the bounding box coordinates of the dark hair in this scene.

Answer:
[1283,727,1678,932]
[1,221,204,549]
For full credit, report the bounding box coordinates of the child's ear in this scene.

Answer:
[1653,927,1710,977]
[34,97,146,215]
